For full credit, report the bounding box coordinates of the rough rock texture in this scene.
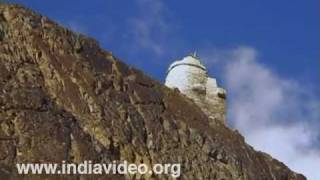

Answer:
[0,4,305,180]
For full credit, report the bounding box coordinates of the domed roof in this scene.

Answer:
[167,53,206,73]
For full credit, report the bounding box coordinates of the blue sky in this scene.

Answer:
[10,0,319,84]
[9,0,320,179]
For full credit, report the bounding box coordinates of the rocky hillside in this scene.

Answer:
[0,4,305,180]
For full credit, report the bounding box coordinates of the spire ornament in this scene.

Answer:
[190,51,198,59]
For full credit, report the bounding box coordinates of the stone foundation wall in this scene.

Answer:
[183,87,226,126]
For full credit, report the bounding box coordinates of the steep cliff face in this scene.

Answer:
[0,4,305,180]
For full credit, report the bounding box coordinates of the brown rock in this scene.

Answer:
[0,4,306,180]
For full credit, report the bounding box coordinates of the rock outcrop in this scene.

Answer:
[0,4,305,180]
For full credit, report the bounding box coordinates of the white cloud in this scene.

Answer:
[128,0,170,55]
[202,46,320,180]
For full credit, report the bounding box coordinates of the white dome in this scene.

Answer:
[167,55,206,74]
[165,54,207,94]
[165,53,227,125]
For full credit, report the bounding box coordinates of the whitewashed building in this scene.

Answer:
[165,53,227,125]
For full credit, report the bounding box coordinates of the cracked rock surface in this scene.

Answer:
[0,4,305,180]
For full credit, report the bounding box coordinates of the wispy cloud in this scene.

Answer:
[128,0,171,56]
[202,46,320,180]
